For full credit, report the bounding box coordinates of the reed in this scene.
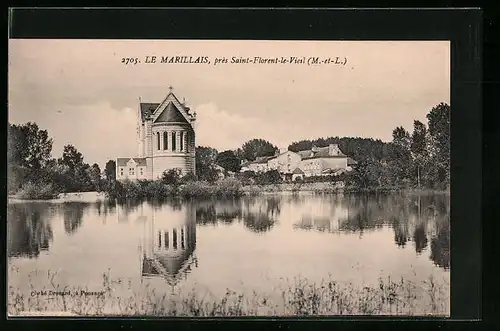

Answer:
[8,267,449,317]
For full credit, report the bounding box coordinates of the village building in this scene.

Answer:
[240,156,274,173]
[298,144,350,177]
[267,148,302,175]
[239,143,356,181]
[116,87,196,181]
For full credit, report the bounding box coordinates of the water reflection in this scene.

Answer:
[115,200,199,287]
[242,197,280,233]
[63,202,86,234]
[7,203,54,258]
[290,193,450,270]
[7,193,450,278]
[194,197,281,233]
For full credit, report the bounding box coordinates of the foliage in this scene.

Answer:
[195,146,220,183]
[161,169,182,186]
[8,123,54,191]
[104,160,116,182]
[216,150,241,172]
[241,138,278,161]
[255,170,283,185]
[15,181,60,200]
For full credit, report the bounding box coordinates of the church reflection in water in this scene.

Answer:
[134,201,198,287]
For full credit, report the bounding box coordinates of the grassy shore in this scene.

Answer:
[8,267,449,317]
[9,178,450,202]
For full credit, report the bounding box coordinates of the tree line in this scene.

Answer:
[8,123,105,196]
[8,102,449,197]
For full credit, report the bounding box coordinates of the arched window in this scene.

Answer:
[171,131,177,151]
[163,132,168,150]
[172,228,178,249]
[180,131,184,151]
[157,132,160,150]
[184,132,189,152]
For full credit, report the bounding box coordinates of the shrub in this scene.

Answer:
[214,178,244,197]
[15,181,60,200]
[161,169,182,186]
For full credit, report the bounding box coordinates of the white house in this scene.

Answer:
[116,158,148,181]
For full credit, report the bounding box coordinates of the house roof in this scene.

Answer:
[116,157,147,166]
[292,167,304,175]
[154,102,190,124]
[300,145,347,160]
[322,168,344,174]
[297,150,313,159]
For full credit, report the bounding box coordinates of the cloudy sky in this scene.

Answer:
[8,39,449,167]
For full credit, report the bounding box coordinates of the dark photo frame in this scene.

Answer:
[5,7,483,330]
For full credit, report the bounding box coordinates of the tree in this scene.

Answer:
[57,145,93,192]
[104,160,116,181]
[60,145,83,171]
[411,120,428,188]
[90,163,102,191]
[256,170,283,185]
[426,102,450,187]
[387,126,412,185]
[195,146,219,183]
[161,168,182,186]
[216,150,241,172]
[8,122,53,171]
[241,139,278,161]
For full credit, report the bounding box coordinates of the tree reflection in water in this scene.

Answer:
[430,222,450,270]
[291,193,450,270]
[63,202,87,234]
[7,203,54,259]
[413,224,428,254]
[242,196,281,233]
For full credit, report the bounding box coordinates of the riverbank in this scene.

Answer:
[8,181,450,203]
[8,191,107,204]
[8,268,449,316]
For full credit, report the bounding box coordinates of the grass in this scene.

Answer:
[8,267,449,317]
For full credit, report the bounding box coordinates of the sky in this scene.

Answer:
[8,39,450,167]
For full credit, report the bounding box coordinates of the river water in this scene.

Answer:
[7,192,450,316]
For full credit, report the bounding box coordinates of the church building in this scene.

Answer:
[116,87,196,181]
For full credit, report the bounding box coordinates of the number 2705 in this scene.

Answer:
[122,58,139,65]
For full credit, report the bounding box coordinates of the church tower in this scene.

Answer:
[137,87,197,180]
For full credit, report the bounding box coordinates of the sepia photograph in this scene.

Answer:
[8,39,450,317]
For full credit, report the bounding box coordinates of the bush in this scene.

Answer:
[179,178,243,198]
[214,178,243,197]
[161,169,182,186]
[15,181,60,200]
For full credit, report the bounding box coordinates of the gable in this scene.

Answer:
[152,92,192,125]
[154,102,189,124]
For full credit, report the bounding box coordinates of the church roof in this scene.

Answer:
[116,157,147,166]
[140,103,160,121]
[154,102,190,123]
[141,250,197,286]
